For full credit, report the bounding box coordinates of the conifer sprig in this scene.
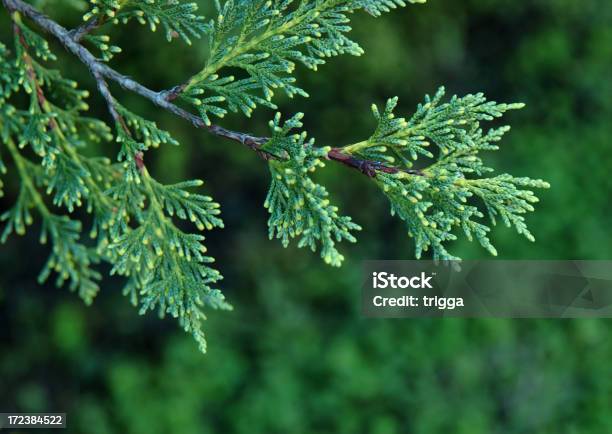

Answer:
[257,88,549,262]
[82,0,209,44]
[175,0,428,124]
[1,6,228,350]
[104,105,228,351]
[107,168,230,353]
[0,0,550,353]
[339,88,550,259]
[1,136,102,304]
[262,113,360,266]
[344,87,526,168]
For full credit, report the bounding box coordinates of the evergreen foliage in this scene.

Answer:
[83,0,209,44]
[178,0,427,124]
[340,88,550,260]
[0,0,548,352]
[262,113,360,267]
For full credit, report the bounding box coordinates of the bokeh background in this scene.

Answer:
[1,0,612,432]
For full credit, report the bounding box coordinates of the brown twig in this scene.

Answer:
[164,83,188,102]
[327,148,422,177]
[1,0,423,178]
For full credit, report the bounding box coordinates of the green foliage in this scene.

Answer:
[358,0,426,16]
[0,0,549,352]
[79,0,208,61]
[179,0,428,123]
[83,0,209,44]
[115,102,178,148]
[347,88,527,166]
[259,87,549,261]
[115,102,178,181]
[1,0,609,431]
[0,43,20,102]
[1,17,105,305]
[0,13,227,351]
[342,88,550,260]
[262,113,360,266]
[83,33,122,62]
[37,213,102,304]
[106,176,229,354]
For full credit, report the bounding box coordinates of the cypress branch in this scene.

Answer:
[0,0,549,352]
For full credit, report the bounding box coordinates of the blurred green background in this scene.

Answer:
[1,0,612,432]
